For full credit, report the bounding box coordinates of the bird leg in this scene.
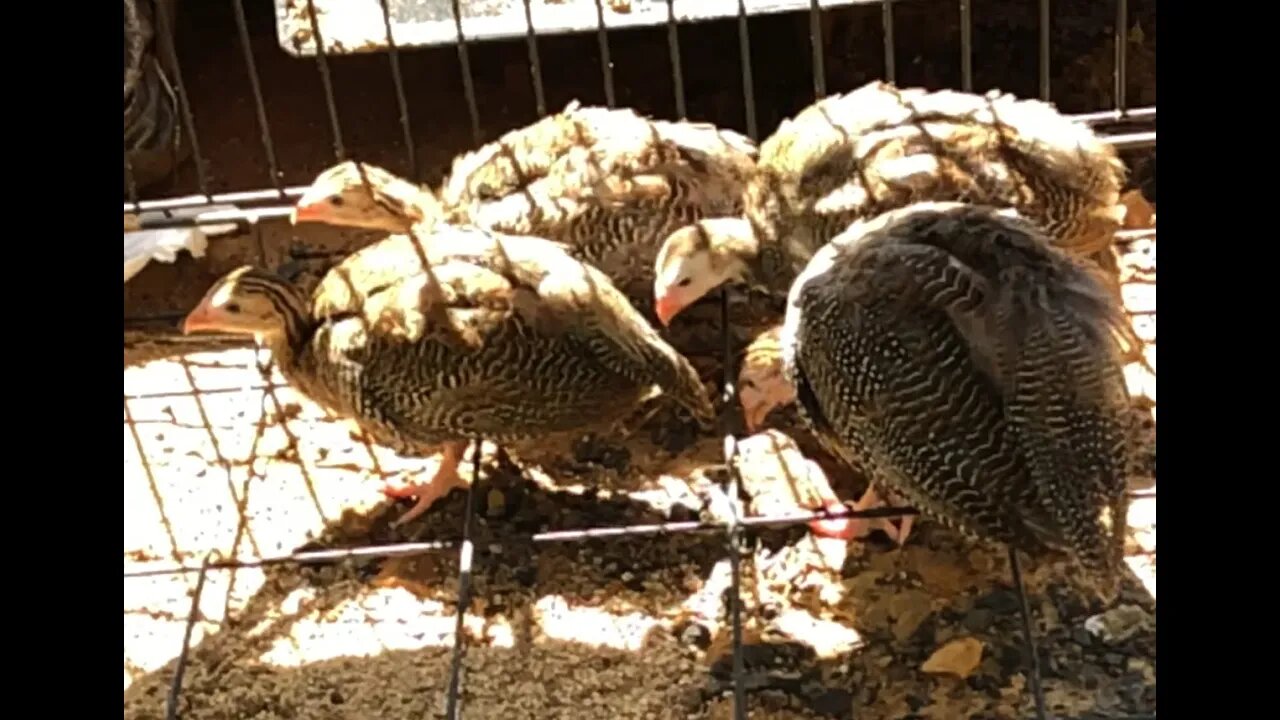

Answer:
[809,486,912,545]
[382,441,469,527]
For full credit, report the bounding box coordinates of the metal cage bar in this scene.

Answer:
[451,0,483,145]
[378,0,420,180]
[593,0,617,108]
[666,0,687,120]
[124,488,1153,575]
[153,0,210,198]
[521,0,549,117]
[231,0,286,195]
[444,442,484,719]
[959,0,973,92]
[809,0,827,99]
[302,0,346,161]
[881,1,896,83]
[1039,0,1051,101]
[1115,0,1129,111]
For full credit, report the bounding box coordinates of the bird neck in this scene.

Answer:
[251,281,315,365]
[375,177,442,228]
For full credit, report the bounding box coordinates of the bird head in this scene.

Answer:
[737,327,796,432]
[182,266,299,340]
[291,160,431,233]
[652,218,757,326]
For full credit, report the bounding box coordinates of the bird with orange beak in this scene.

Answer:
[290,160,443,233]
[651,217,806,328]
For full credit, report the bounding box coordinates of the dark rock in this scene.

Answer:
[966,674,1002,695]
[807,688,855,717]
[512,563,537,587]
[975,588,1021,614]
[962,608,995,633]
[1071,627,1094,647]
[998,644,1026,676]
[886,664,912,683]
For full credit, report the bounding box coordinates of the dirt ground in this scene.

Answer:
[123,2,1156,718]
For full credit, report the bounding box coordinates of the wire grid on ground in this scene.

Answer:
[124,1,1156,718]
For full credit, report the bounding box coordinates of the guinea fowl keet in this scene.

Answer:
[181,226,716,527]
[652,80,1129,326]
[292,101,756,310]
[780,202,1133,599]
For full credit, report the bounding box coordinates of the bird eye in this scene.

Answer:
[329,195,345,207]
[225,302,242,313]
[677,278,693,288]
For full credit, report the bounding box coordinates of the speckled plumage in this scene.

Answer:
[299,102,757,309]
[780,202,1132,595]
[678,80,1127,300]
[199,226,715,458]
[446,102,756,300]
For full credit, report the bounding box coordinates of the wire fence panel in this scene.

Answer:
[124,1,1156,718]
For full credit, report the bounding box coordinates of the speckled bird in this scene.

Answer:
[292,100,757,310]
[652,80,1128,326]
[779,202,1133,598]
[181,226,715,526]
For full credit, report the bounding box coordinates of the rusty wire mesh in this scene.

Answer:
[123,1,1157,719]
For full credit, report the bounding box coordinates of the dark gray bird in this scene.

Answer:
[779,201,1133,599]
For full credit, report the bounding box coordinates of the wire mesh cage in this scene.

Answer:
[123,1,1156,718]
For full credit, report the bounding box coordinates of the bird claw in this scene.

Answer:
[808,492,914,546]
[384,443,469,527]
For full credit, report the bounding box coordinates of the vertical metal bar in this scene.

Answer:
[302,0,346,161]
[521,0,548,117]
[124,149,141,209]
[1009,549,1048,720]
[735,0,758,140]
[378,0,420,181]
[231,0,285,195]
[881,1,896,83]
[1114,0,1128,111]
[719,291,747,720]
[665,0,687,119]
[444,440,483,719]
[152,0,210,198]
[1039,0,1051,101]
[451,0,484,145]
[808,0,827,99]
[592,0,617,108]
[958,0,973,91]
[164,553,213,720]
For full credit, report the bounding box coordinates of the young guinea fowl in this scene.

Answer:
[652,80,1129,327]
[292,100,757,308]
[181,226,716,527]
[780,201,1133,599]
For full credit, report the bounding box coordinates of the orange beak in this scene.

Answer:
[291,202,325,225]
[181,304,217,335]
[654,293,680,327]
